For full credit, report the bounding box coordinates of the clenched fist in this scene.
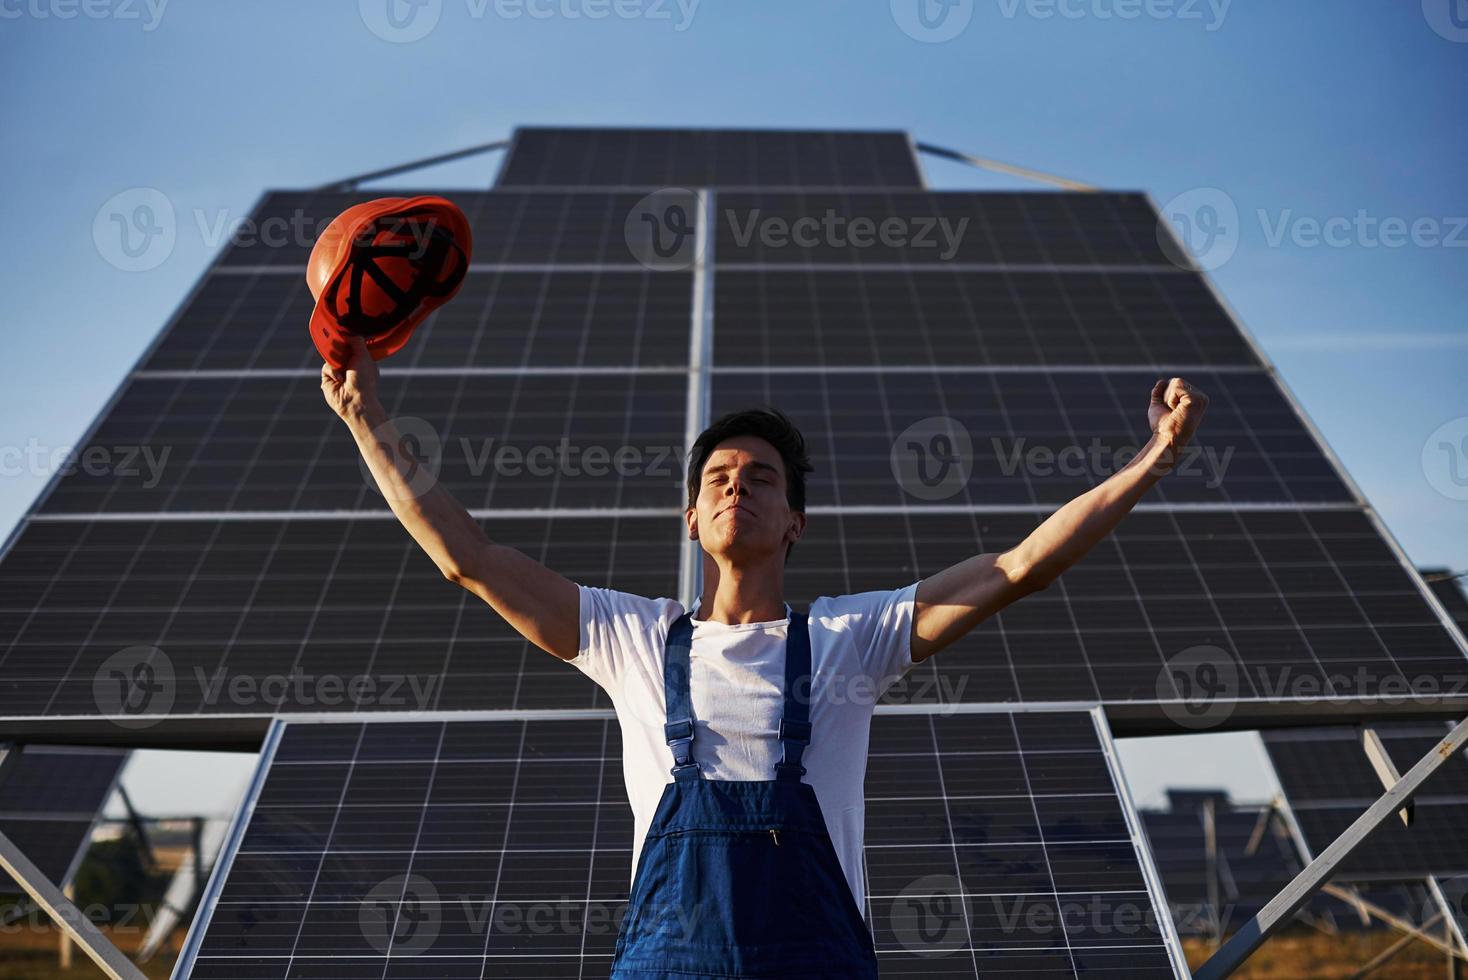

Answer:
[321,334,380,422]
[1148,377,1208,466]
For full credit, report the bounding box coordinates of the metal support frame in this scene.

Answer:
[1360,726,1413,826]
[315,139,510,192]
[1197,716,1468,979]
[1203,796,1222,947]
[1349,912,1445,979]
[0,827,146,980]
[1320,883,1460,958]
[914,141,1097,191]
[116,783,156,868]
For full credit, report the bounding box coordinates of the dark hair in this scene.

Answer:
[686,407,813,561]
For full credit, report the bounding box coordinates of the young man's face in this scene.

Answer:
[687,435,805,563]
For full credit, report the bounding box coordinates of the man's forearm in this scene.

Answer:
[344,398,490,580]
[1008,433,1175,587]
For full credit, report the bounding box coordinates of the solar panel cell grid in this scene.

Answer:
[181,712,1182,978]
[498,128,924,189]
[791,510,1466,708]
[711,369,1352,506]
[712,268,1258,368]
[140,270,694,372]
[0,517,676,720]
[39,371,687,513]
[715,191,1172,266]
[217,190,684,269]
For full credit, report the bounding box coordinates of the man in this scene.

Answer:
[322,333,1208,977]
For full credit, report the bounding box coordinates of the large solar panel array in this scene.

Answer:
[1138,790,1438,942]
[0,746,128,896]
[177,710,1187,979]
[2,125,1465,743]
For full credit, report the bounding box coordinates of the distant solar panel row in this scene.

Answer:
[0,746,127,893]
[179,711,1185,979]
[1264,722,1468,881]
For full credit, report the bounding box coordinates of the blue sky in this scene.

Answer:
[5,2,1467,813]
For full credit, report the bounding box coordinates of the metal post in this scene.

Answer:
[1204,796,1222,947]
[192,816,205,896]
[0,827,146,980]
[1196,715,1468,980]
[116,783,156,869]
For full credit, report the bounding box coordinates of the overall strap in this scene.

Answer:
[662,613,701,783]
[775,611,813,783]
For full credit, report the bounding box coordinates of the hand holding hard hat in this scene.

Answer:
[306,195,473,369]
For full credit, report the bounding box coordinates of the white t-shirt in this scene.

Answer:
[567,581,922,916]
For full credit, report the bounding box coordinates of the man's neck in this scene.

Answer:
[696,557,786,625]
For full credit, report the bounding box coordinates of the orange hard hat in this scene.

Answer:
[306,195,472,369]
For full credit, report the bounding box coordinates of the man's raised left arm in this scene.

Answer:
[910,377,1209,663]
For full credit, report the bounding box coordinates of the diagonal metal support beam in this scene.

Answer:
[1196,715,1468,980]
[914,141,1097,191]
[0,827,146,980]
[316,139,510,192]
[1348,912,1445,980]
[1320,882,1460,958]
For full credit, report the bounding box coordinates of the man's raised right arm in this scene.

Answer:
[321,335,580,661]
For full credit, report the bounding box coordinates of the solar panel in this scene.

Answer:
[715,191,1171,266]
[1263,722,1468,882]
[38,372,686,513]
[786,509,1467,718]
[711,369,1351,506]
[713,268,1258,367]
[175,710,1187,978]
[497,127,924,189]
[216,190,692,269]
[0,517,675,735]
[0,746,128,893]
[2,127,1463,743]
[142,270,695,372]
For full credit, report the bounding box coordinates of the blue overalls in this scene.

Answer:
[608,610,880,979]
